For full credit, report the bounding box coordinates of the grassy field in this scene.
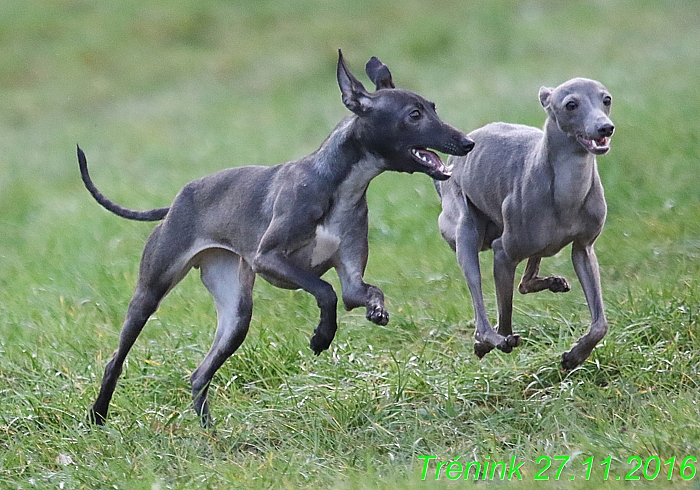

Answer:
[1,0,700,488]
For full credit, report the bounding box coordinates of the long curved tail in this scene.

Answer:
[77,145,169,221]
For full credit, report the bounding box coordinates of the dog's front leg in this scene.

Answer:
[561,242,608,369]
[492,238,522,352]
[336,261,389,326]
[332,211,388,325]
[518,257,571,294]
[253,250,338,355]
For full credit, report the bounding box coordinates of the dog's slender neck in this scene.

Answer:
[313,115,385,203]
[542,116,596,212]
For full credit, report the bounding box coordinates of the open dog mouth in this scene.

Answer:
[410,148,453,180]
[576,135,611,155]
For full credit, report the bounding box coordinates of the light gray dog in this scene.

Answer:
[435,78,614,370]
[80,50,474,426]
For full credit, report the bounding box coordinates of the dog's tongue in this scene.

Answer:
[411,148,451,179]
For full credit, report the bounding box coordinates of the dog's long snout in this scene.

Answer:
[598,122,615,138]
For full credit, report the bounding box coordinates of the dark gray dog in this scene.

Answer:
[435,78,614,370]
[80,50,474,426]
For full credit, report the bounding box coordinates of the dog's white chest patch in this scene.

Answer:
[311,225,341,267]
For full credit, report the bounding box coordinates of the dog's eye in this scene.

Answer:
[565,100,578,111]
[409,109,421,120]
[602,95,612,107]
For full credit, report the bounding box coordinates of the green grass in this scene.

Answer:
[2,0,700,488]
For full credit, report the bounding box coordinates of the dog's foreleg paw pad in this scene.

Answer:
[549,276,571,293]
[366,305,389,326]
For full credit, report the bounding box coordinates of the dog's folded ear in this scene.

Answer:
[539,86,556,118]
[365,56,395,90]
[337,49,373,115]
[539,86,553,109]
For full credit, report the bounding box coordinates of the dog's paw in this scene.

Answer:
[561,350,583,371]
[366,305,389,326]
[496,340,514,354]
[86,407,107,426]
[309,330,334,355]
[548,276,570,293]
[495,334,521,354]
[505,334,522,348]
[474,341,494,359]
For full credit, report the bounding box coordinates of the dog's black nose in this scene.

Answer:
[461,137,475,154]
[598,123,615,138]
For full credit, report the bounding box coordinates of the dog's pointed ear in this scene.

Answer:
[337,49,372,115]
[365,56,395,90]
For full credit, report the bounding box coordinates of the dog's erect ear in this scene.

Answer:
[365,56,395,90]
[337,49,372,115]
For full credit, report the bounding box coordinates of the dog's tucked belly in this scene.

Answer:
[505,223,591,261]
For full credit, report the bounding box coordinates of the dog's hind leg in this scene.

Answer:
[492,238,522,350]
[518,257,570,294]
[88,285,167,425]
[453,211,508,358]
[561,243,608,370]
[88,234,186,425]
[191,249,255,427]
[88,225,196,425]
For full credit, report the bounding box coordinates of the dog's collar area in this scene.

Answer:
[575,135,610,155]
[410,147,452,179]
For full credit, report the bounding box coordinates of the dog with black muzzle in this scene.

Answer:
[79,50,474,427]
